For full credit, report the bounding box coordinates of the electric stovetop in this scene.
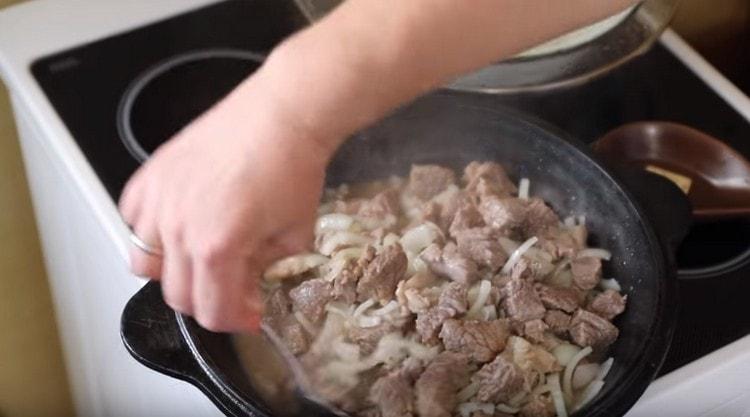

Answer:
[30,0,750,376]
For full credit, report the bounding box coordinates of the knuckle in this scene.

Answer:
[194,308,229,333]
[195,238,234,268]
[162,284,191,314]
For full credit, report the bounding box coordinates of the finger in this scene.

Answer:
[128,221,163,279]
[119,167,146,223]
[192,252,263,333]
[161,248,194,314]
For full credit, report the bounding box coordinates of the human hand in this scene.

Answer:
[119,77,331,332]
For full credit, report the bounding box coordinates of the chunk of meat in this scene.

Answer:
[289,278,333,324]
[357,244,408,303]
[519,395,555,417]
[358,188,400,221]
[543,310,572,336]
[439,319,510,363]
[409,164,456,201]
[510,256,552,282]
[448,201,485,238]
[370,371,414,417]
[415,352,471,417]
[420,201,442,226]
[507,336,562,377]
[522,319,549,346]
[522,198,559,236]
[478,197,527,236]
[263,287,291,328]
[455,228,507,272]
[347,321,404,355]
[571,256,602,290]
[569,309,619,349]
[472,354,525,403]
[421,243,479,285]
[279,317,309,354]
[538,228,584,260]
[504,279,546,321]
[329,259,360,304]
[588,289,627,321]
[463,161,517,199]
[395,271,441,313]
[415,282,468,344]
[333,198,365,215]
[536,284,583,313]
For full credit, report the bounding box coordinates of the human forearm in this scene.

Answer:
[243,0,638,156]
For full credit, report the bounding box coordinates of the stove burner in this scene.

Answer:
[117,49,264,162]
[677,219,750,279]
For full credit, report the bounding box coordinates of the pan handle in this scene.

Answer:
[121,282,203,381]
[604,165,693,261]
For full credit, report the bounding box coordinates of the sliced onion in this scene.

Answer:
[498,237,520,254]
[400,223,442,253]
[549,372,569,417]
[353,299,376,318]
[457,402,494,417]
[563,216,576,228]
[563,346,593,402]
[595,357,614,382]
[325,303,353,319]
[315,213,354,234]
[333,247,365,262]
[577,248,612,261]
[496,403,521,414]
[331,338,361,363]
[319,231,372,256]
[572,363,600,390]
[599,278,622,292]
[466,280,492,319]
[294,311,318,335]
[456,381,480,403]
[574,380,605,411]
[372,300,399,316]
[518,178,531,199]
[382,232,400,247]
[481,305,498,321]
[501,236,539,274]
[553,343,581,367]
[263,253,329,282]
[357,315,382,328]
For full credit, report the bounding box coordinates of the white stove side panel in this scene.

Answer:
[11,94,222,417]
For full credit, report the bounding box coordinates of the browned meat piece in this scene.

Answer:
[504,278,546,321]
[332,198,364,215]
[538,228,584,260]
[570,224,588,247]
[522,198,560,236]
[420,201,442,226]
[359,408,382,417]
[510,257,551,282]
[455,228,507,272]
[473,354,525,403]
[329,258,360,304]
[289,278,332,324]
[279,317,309,354]
[522,319,549,346]
[588,289,627,320]
[347,320,404,355]
[357,244,408,303]
[439,319,510,363]
[536,284,583,313]
[463,161,517,200]
[421,243,479,285]
[370,371,414,417]
[448,201,485,237]
[409,164,456,200]
[401,357,426,380]
[543,310,572,336]
[263,287,291,327]
[570,309,619,349]
[415,352,471,417]
[415,282,468,344]
[358,188,400,221]
[478,197,527,235]
[571,256,602,290]
[520,395,555,417]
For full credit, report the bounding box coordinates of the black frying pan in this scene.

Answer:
[121,92,690,417]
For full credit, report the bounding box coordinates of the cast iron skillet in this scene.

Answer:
[121,92,690,417]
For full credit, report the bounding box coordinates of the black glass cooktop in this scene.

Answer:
[32,0,749,376]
